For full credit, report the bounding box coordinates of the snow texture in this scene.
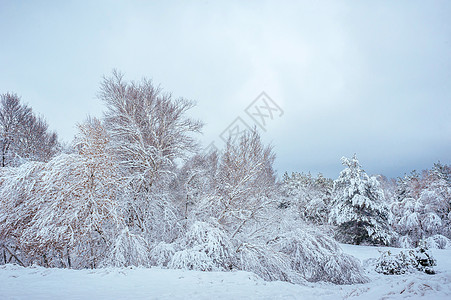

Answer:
[1,244,450,299]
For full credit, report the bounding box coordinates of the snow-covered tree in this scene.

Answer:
[98,71,201,244]
[172,151,218,220]
[329,155,393,245]
[214,129,278,239]
[391,162,451,247]
[171,129,279,239]
[169,130,280,264]
[20,118,123,268]
[157,130,282,276]
[99,70,202,194]
[0,93,59,167]
[281,172,332,224]
[0,161,46,266]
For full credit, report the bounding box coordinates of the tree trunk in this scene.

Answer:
[3,246,25,266]
[67,248,71,268]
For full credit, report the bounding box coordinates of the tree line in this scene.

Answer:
[282,156,450,248]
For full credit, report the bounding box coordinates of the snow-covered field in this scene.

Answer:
[0,244,450,300]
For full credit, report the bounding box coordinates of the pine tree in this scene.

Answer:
[329,154,393,245]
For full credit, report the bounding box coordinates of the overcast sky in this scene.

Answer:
[0,0,450,178]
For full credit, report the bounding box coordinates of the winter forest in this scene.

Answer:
[0,71,450,292]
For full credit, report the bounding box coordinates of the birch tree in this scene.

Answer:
[98,70,202,243]
[22,118,122,268]
[0,93,59,167]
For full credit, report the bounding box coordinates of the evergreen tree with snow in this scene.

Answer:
[329,154,393,245]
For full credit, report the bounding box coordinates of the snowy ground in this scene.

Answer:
[0,245,450,299]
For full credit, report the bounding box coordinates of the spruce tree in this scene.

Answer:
[329,154,393,245]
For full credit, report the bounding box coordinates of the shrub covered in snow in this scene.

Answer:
[272,228,368,284]
[375,245,436,275]
[169,221,233,271]
[104,228,150,267]
[235,242,295,283]
[375,250,413,275]
[424,234,451,249]
[149,242,176,267]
